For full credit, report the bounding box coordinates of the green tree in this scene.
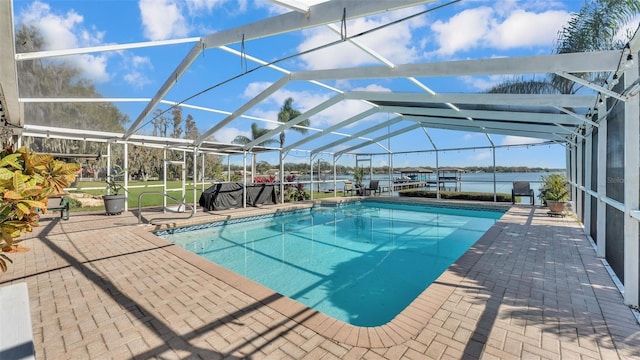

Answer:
[151,109,168,137]
[15,25,128,179]
[277,98,307,148]
[171,106,183,139]
[16,25,127,133]
[128,145,162,181]
[233,123,278,147]
[184,114,199,140]
[205,154,225,181]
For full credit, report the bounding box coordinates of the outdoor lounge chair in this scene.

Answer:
[40,195,70,220]
[343,180,355,196]
[364,180,380,196]
[512,181,534,205]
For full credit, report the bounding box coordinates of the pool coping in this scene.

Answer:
[137,198,510,347]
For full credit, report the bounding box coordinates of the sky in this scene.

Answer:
[11,0,640,169]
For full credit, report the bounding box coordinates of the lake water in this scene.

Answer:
[299,171,560,204]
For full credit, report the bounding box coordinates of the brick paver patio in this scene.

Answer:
[1,201,639,359]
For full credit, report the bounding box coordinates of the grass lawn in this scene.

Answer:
[69,180,342,212]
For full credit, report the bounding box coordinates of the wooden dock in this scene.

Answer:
[389,181,429,192]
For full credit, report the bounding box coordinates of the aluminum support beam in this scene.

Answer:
[623,60,640,307]
[596,100,608,256]
[124,42,204,139]
[313,116,404,154]
[0,0,23,128]
[193,149,198,214]
[584,122,593,238]
[196,76,291,145]
[555,71,627,101]
[124,144,128,212]
[553,106,600,128]
[335,123,421,156]
[247,93,345,149]
[16,37,200,61]
[279,150,285,204]
[410,119,560,140]
[201,1,434,50]
[287,108,378,152]
[384,105,581,126]
[125,0,430,139]
[405,115,575,135]
[292,51,620,81]
[344,91,593,109]
[243,152,247,208]
[576,135,583,222]
[570,144,576,210]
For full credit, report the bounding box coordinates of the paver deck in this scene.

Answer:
[1,201,639,359]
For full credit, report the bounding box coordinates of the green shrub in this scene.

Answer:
[399,190,512,202]
[67,197,83,209]
[541,173,569,202]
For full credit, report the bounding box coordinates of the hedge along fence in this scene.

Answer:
[398,190,513,202]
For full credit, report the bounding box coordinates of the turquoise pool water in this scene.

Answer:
[157,202,504,326]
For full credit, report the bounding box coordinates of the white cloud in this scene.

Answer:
[353,84,392,92]
[253,0,286,15]
[431,7,494,56]
[123,55,153,88]
[313,100,374,128]
[297,6,427,69]
[139,0,249,39]
[139,0,188,40]
[186,0,224,12]
[460,74,512,91]
[243,82,331,115]
[131,55,151,68]
[242,81,272,98]
[242,81,383,129]
[22,2,83,49]
[430,4,570,56]
[215,126,249,144]
[486,9,570,49]
[73,54,109,82]
[469,150,492,161]
[19,1,110,82]
[185,0,248,15]
[124,71,152,88]
[501,136,545,146]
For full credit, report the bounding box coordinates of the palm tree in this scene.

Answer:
[233,122,278,147]
[488,0,640,96]
[233,123,278,179]
[277,97,307,148]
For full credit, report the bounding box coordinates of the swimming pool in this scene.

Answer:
[157,201,504,326]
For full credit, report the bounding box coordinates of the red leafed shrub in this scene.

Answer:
[283,174,309,202]
[253,174,277,183]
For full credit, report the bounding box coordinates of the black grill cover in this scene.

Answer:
[246,184,276,207]
[199,183,277,210]
[199,182,243,210]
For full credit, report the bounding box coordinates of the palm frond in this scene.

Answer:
[232,135,250,145]
[556,0,640,53]
[486,78,560,94]
[277,98,305,147]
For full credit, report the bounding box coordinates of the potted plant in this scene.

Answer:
[541,173,569,213]
[0,146,80,271]
[103,165,126,215]
[353,167,365,195]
